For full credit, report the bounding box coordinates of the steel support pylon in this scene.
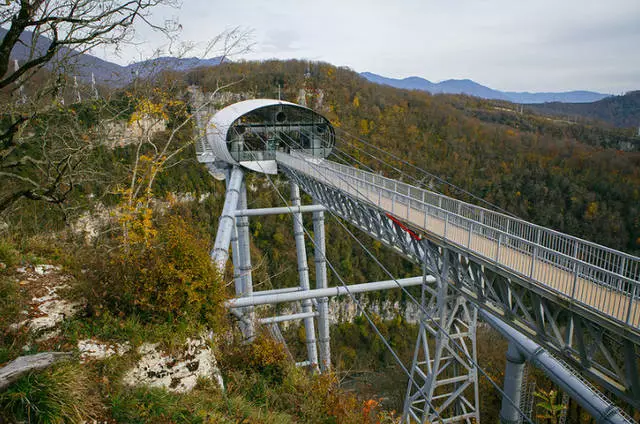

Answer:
[312,203,331,371]
[403,247,480,423]
[233,180,255,341]
[290,182,319,370]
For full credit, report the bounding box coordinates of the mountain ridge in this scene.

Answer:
[526,90,640,128]
[1,27,225,86]
[360,72,610,104]
[2,27,625,110]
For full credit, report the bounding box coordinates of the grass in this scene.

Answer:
[110,380,294,424]
[0,274,29,364]
[0,239,19,269]
[0,361,99,424]
[60,310,209,353]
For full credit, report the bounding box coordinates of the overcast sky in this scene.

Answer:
[96,0,640,94]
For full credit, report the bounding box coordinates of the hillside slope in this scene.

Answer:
[190,60,640,254]
[527,91,640,128]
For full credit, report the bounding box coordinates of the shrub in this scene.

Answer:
[87,214,227,330]
[221,333,392,423]
[0,239,19,271]
[223,333,290,384]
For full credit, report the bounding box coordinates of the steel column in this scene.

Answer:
[500,342,527,424]
[211,166,244,271]
[290,182,319,369]
[313,204,331,372]
[481,310,632,424]
[236,181,255,341]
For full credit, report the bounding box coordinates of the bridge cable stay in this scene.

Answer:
[332,139,445,194]
[273,132,536,423]
[237,138,448,424]
[334,132,518,220]
[275,133,528,418]
[334,127,519,218]
[331,136,445,193]
[276,131,636,423]
[329,149,376,173]
[333,127,514,215]
[279,132,625,422]
[335,135,640,334]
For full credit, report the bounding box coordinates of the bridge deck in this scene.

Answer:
[278,153,640,332]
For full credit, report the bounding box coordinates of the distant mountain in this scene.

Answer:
[360,72,610,104]
[0,26,127,85]
[526,91,640,128]
[1,27,225,86]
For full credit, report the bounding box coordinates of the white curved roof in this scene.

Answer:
[205,99,306,166]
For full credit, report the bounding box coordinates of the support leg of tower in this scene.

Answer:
[312,204,330,372]
[230,217,249,337]
[211,166,244,271]
[236,181,255,341]
[290,182,319,370]
[500,342,527,424]
[402,247,480,423]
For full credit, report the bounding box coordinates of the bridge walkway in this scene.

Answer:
[277,152,640,333]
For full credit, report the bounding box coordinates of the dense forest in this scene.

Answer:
[189,60,640,256]
[2,57,639,423]
[527,90,640,129]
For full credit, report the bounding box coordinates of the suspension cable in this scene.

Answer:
[333,138,444,193]
[334,128,519,218]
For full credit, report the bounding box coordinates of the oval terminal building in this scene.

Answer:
[197,99,335,174]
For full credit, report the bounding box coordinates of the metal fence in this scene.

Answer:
[277,152,640,329]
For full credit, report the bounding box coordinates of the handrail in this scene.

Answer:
[277,152,640,330]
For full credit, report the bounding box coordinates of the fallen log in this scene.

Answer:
[0,352,72,391]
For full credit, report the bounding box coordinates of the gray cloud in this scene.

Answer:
[261,29,302,53]
[96,0,640,93]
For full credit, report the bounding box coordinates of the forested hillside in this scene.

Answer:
[527,90,640,128]
[2,57,639,423]
[189,60,640,255]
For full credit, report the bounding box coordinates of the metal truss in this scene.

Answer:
[281,165,640,413]
[403,247,479,423]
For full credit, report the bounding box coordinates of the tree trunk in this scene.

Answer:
[0,352,71,391]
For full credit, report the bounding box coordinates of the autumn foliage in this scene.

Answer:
[86,210,227,328]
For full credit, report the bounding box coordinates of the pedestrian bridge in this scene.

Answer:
[194,96,640,422]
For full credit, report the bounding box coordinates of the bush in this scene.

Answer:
[86,214,227,329]
[225,333,290,384]
[0,239,19,271]
[221,333,392,424]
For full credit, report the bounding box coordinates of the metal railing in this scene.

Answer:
[277,152,640,330]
